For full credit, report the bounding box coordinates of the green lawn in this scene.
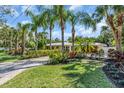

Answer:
[0,52,21,63]
[0,59,115,88]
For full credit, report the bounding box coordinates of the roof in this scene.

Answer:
[46,42,107,47]
[46,42,72,46]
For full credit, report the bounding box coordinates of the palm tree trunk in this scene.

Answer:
[60,18,65,52]
[72,25,75,51]
[50,26,52,50]
[107,17,122,52]
[115,26,122,52]
[22,30,25,55]
[35,30,38,50]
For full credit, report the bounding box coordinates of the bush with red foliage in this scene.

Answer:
[108,49,116,59]
[108,48,124,62]
[68,51,77,59]
[115,51,124,62]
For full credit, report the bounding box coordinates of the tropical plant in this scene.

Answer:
[53,5,68,53]
[26,11,41,50]
[17,22,30,55]
[49,51,68,64]
[42,7,56,50]
[68,11,79,51]
[24,49,59,59]
[92,5,124,52]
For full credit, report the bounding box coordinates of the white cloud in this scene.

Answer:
[75,25,101,37]
[69,5,81,11]
[97,20,107,28]
[21,20,31,24]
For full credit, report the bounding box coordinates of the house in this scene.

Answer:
[46,42,107,51]
[46,42,73,51]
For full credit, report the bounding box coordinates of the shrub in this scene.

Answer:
[8,48,22,55]
[24,50,59,59]
[108,49,124,61]
[49,52,69,64]
[115,51,124,62]
[68,51,77,59]
[108,48,116,59]
[82,45,98,54]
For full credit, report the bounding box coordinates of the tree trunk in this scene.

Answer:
[50,26,52,50]
[22,30,25,55]
[107,16,123,52]
[60,17,65,53]
[72,25,75,51]
[115,26,122,52]
[35,30,38,50]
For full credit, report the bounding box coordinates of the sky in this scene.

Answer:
[4,5,107,40]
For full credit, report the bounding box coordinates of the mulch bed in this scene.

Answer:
[103,59,124,88]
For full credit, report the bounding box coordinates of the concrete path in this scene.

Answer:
[0,56,49,85]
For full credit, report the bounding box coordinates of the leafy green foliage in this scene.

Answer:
[24,50,59,59]
[96,26,114,46]
[49,51,68,64]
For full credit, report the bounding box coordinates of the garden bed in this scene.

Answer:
[103,60,124,88]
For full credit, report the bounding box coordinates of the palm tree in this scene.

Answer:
[42,7,56,50]
[53,5,68,53]
[26,11,40,50]
[68,11,79,51]
[17,23,30,55]
[92,5,124,52]
[78,11,96,31]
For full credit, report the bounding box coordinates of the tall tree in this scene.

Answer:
[68,11,79,51]
[17,23,30,55]
[79,5,124,52]
[43,7,56,50]
[26,11,41,50]
[53,5,68,53]
[92,5,124,52]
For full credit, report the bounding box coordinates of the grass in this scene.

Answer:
[0,59,115,88]
[0,52,21,63]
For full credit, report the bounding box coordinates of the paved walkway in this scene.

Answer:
[0,56,49,85]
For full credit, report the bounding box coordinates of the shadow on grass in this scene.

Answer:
[62,60,112,88]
